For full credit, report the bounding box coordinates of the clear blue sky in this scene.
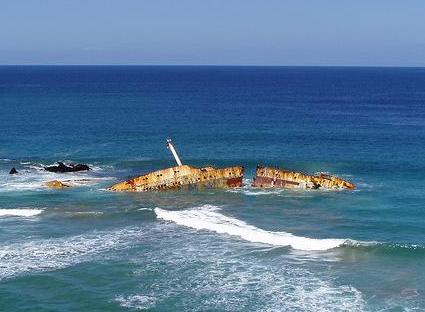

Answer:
[1,0,425,66]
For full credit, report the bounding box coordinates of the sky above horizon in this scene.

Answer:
[1,1,425,66]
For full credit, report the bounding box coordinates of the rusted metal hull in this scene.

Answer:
[109,165,244,192]
[252,166,355,190]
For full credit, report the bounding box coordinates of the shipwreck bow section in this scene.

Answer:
[252,166,355,190]
[108,165,244,192]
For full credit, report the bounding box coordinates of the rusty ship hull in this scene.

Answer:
[252,166,355,190]
[109,165,244,192]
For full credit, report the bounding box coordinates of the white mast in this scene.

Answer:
[166,138,183,166]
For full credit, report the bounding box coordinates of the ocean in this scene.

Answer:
[0,66,424,311]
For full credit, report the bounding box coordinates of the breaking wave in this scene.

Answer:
[154,205,357,251]
[123,224,366,312]
[0,209,43,217]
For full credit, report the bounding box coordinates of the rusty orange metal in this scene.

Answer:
[252,166,355,190]
[109,165,244,192]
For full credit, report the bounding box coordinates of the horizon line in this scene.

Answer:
[1,64,425,68]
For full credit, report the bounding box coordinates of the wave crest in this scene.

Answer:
[154,205,355,251]
[0,209,43,217]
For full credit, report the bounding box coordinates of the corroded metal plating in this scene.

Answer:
[252,166,355,190]
[109,165,244,192]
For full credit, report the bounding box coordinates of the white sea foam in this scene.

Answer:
[227,184,316,197]
[227,187,285,196]
[154,205,352,251]
[126,266,365,312]
[0,209,43,217]
[0,162,114,192]
[0,227,145,280]
[116,295,157,310]
[138,208,152,211]
[126,229,366,312]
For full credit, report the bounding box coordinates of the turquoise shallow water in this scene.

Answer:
[0,66,424,311]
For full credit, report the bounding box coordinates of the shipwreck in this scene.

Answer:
[108,139,244,192]
[252,165,355,190]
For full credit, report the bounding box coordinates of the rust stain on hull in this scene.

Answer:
[252,166,355,190]
[109,165,244,192]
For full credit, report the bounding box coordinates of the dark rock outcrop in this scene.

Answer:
[9,167,18,174]
[44,162,91,173]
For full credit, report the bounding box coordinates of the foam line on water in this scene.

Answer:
[226,184,317,197]
[0,209,43,217]
[123,227,366,311]
[154,205,354,251]
[0,227,145,280]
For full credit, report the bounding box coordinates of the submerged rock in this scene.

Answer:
[44,162,91,173]
[45,180,70,189]
[9,167,18,174]
[252,166,356,190]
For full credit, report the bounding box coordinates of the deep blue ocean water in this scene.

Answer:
[0,66,424,311]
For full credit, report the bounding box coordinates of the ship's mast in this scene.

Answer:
[166,138,183,166]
